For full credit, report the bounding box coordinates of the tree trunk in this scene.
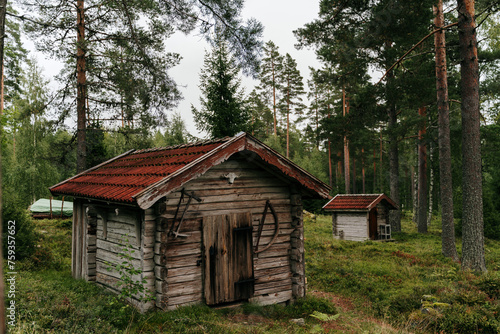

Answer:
[457,0,486,272]
[427,141,434,226]
[286,78,290,158]
[327,103,333,187]
[77,0,87,172]
[343,86,350,194]
[272,61,277,136]
[417,106,428,234]
[412,165,418,223]
[337,151,342,188]
[435,0,458,261]
[379,132,383,193]
[362,147,366,193]
[0,0,7,331]
[373,147,376,193]
[328,139,333,187]
[352,155,357,194]
[387,97,401,232]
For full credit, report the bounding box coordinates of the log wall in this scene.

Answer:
[156,155,299,309]
[93,205,155,312]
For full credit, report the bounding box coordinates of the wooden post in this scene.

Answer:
[155,202,169,310]
[60,196,65,218]
[289,186,305,300]
[85,206,97,281]
[139,208,156,312]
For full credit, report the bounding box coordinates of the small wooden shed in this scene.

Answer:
[50,132,331,312]
[322,194,398,242]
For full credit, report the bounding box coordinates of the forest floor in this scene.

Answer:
[7,213,500,333]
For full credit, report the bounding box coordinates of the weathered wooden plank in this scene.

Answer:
[167,265,201,278]
[166,280,203,298]
[166,254,201,269]
[254,242,290,259]
[249,290,293,306]
[254,281,293,296]
[166,294,203,310]
[103,209,139,226]
[97,229,138,246]
[253,234,290,247]
[254,256,290,271]
[96,261,141,281]
[96,272,155,302]
[167,186,291,199]
[161,199,290,217]
[97,220,137,237]
[196,167,286,180]
[167,272,202,284]
[96,239,141,260]
[164,191,290,207]
[254,265,290,278]
[167,242,202,257]
[96,248,142,269]
[161,207,293,222]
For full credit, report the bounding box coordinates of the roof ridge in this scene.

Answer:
[335,193,381,196]
[132,136,232,154]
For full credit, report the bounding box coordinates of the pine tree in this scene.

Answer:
[457,0,486,272]
[193,31,249,138]
[246,89,273,138]
[23,0,263,171]
[259,41,284,136]
[434,0,459,261]
[279,53,305,158]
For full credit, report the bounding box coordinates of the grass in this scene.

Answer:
[305,212,500,333]
[8,213,500,333]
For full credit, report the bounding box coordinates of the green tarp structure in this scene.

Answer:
[30,198,73,217]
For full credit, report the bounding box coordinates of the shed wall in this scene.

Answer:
[154,155,301,310]
[335,213,368,241]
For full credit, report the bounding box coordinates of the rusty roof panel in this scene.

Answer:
[50,138,229,203]
[50,133,332,207]
[322,194,398,211]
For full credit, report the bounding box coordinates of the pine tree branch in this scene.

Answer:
[376,22,458,85]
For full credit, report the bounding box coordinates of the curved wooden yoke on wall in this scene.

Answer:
[254,200,280,254]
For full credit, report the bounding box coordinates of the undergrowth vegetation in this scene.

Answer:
[7,213,500,333]
[305,212,500,333]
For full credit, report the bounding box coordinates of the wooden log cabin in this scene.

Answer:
[50,132,331,312]
[322,194,398,242]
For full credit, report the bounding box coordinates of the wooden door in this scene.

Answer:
[203,212,254,305]
[369,208,378,240]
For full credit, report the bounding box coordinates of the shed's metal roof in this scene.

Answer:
[50,133,331,209]
[322,194,398,211]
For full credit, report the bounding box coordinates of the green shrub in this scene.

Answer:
[2,200,39,260]
[474,274,500,299]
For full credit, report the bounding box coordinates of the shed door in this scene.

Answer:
[203,212,254,305]
[369,208,378,240]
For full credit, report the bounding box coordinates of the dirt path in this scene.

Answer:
[309,290,410,333]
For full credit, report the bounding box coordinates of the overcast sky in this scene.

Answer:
[159,0,322,137]
[36,0,322,138]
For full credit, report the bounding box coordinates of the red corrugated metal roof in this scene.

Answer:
[50,133,332,208]
[322,194,398,211]
[50,138,230,203]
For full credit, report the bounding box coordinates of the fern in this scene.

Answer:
[310,311,340,322]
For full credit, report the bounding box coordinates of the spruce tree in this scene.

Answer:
[193,31,248,138]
